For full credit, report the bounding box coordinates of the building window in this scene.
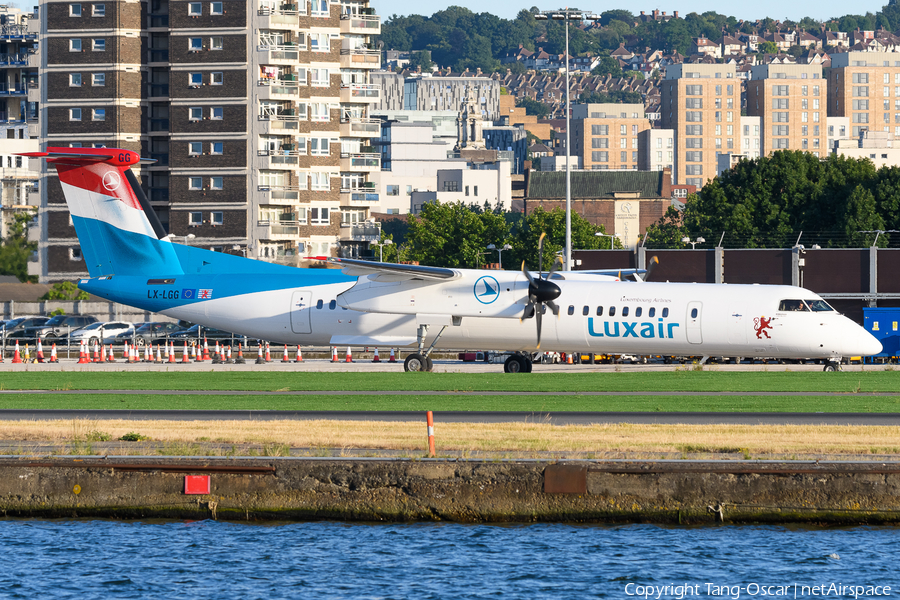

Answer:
[442,181,460,192]
[311,0,328,16]
[386,185,399,196]
[189,37,203,51]
[70,39,82,52]
[210,177,223,190]
[92,73,105,86]
[92,3,105,16]
[210,36,223,51]
[310,103,329,121]
[189,178,202,190]
[69,4,82,16]
[189,211,202,225]
[310,207,330,224]
[189,72,202,86]
[211,211,223,226]
[92,38,106,51]
[210,72,223,85]
[92,108,105,121]
[189,107,202,120]
[464,185,470,196]
[310,33,330,52]
[188,2,201,15]
[310,172,330,191]
[69,108,82,121]
[211,106,223,120]
[592,151,608,162]
[70,73,82,86]
[189,142,202,155]
[211,142,223,155]
[310,137,329,155]
[210,1,223,14]
[310,67,329,86]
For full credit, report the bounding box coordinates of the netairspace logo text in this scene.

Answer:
[624,582,892,600]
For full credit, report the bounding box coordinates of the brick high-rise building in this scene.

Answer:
[829,51,900,139]
[570,103,650,171]
[660,63,739,188]
[32,0,381,281]
[747,64,825,158]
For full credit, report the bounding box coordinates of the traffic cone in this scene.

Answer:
[255,344,265,364]
[214,341,220,360]
[91,341,101,363]
[36,340,45,363]
[265,343,272,362]
[235,344,246,364]
[12,341,22,364]
[182,341,190,363]
[24,344,31,363]
[155,345,162,363]
[224,346,233,364]
[282,345,290,363]
[345,347,353,363]
[168,342,176,363]
[372,347,380,363]
[295,346,303,363]
[388,348,396,363]
[567,352,573,364]
[331,346,339,363]
[49,343,58,364]
[123,342,129,362]
[106,345,114,363]
[191,343,197,362]
[77,340,89,364]
[144,344,152,363]
[201,338,211,361]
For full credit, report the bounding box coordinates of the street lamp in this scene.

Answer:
[165,233,196,244]
[594,232,620,249]
[486,243,512,268]
[373,238,393,262]
[534,8,600,272]
[682,236,705,250]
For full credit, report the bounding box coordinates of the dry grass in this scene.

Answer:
[0,418,898,458]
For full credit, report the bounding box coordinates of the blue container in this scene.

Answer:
[863,307,900,361]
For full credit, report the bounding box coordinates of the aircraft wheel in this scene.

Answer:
[524,356,533,373]
[823,362,841,372]
[404,353,428,372]
[424,357,434,372]
[504,355,529,373]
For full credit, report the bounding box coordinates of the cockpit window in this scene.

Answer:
[805,299,834,312]
[779,299,809,312]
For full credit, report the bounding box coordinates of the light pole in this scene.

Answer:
[594,232,619,249]
[486,243,512,268]
[534,8,600,272]
[374,239,393,262]
[165,233,196,244]
[682,236,705,250]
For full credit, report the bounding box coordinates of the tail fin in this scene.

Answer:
[22,147,183,277]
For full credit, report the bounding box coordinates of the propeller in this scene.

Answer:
[521,233,562,349]
[633,255,660,282]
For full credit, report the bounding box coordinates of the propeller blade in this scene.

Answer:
[644,255,660,281]
[535,305,543,349]
[537,232,546,278]
[546,300,560,316]
[546,254,562,281]
[521,260,536,286]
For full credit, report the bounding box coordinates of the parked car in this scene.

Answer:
[118,321,186,346]
[1,317,50,335]
[17,315,98,341]
[169,325,250,345]
[68,321,135,345]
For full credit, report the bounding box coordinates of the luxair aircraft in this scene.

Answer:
[24,147,882,372]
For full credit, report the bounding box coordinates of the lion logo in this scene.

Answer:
[753,316,774,339]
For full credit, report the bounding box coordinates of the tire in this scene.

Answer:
[504,355,528,373]
[424,357,434,372]
[135,338,146,347]
[404,353,428,372]
[823,363,837,372]
[524,357,533,373]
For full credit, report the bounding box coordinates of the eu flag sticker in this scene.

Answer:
[182,289,196,299]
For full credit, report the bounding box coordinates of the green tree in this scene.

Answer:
[0,211,37,283]
[507,207,608,271]
[516,96,549,118]
[40,281,89,301]
[405,202,510,268]
[757,41,779,54]
[590,56,623,77]
[643,205,687,248]
[408,50,433,72]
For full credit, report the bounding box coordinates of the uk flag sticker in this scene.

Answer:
[182,289,196,299]
[198,289,213,299]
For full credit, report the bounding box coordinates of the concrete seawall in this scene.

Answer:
[3,457,900,524]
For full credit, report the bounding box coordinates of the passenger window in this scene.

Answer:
[609,306,616,317]
[582,306,589,316]
[691,308,698,318]
[662,307,669,318]
[649,307,655,317]
[596,306,603,316]
[316,299,323,309]
[635,307,642,317]
[622,306,629,317]
[567,305,574,316]
[329,300,336,310]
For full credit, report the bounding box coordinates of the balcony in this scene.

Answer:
[340,84,381,104]
[258,44,300,64]
[340,188,379,206]
[0,25,37,41]
[148,14,169,27]
[26,82,39,103]
[257,78,300,100]
[256,7,300,28]
[340,48,381,69]
[340,118,380,138]
[339,223,380,242]
[257,149,301,169]
[0,53,28,67]
[256,219,300,240]
[339,13,381,35]
[259,112,300,132]
[257,185,300,206]
[27,51,39,68]
[340,152,380,172]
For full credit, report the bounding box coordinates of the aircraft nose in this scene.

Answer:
[845,327,882,357]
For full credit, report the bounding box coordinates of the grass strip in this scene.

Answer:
[2,393,900,412]
[1,371,900,393]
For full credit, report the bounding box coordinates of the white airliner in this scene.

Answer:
[23,147,882,372]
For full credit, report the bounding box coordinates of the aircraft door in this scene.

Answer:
[290,290,313,334]
[686,301,702,344]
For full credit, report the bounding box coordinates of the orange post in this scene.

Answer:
[426,411,436,457]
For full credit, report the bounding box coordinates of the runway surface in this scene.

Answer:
[2,409,900,426]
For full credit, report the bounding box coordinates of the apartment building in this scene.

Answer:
[571,103,650,171]
[637,127,674,173]
[32,0,381,282]
[747,64,825,158]
[660,63,740,188]
[829,51,900,140]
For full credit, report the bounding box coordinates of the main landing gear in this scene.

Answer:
[403,324,447,372]
[503,354,533,373]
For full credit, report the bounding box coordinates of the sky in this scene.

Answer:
[375,0,883,22]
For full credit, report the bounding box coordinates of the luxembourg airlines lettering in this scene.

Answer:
[587,317,681,339]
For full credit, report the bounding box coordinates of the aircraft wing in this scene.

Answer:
[327,257,461,282]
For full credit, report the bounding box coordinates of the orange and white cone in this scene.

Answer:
[24,344,31,363]
[201,338,211,361]
[372,347,380,363]
[182,341,190,363]
[389,348,397,363]
[77,340,90,364]
[106,345,114,363]
[226,346,233,364]
[154,345,161,363]
[168,342,176,363]
[191,343,197,362]
[235,344,246,364]
[214,341,220,360]
[282,345,290,363]
[331,346,339,362]
[92,341,101,363]
[345,346,353,363]
[36,340,45,363]
[295,346,303,363]
[265,343,272,362]
[255,344,265,364]
[163,342,170,363]
[144,344,152,363]
[49,343,59,364]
